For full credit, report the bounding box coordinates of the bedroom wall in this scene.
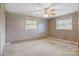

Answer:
[78,12,79,43]
[48,12,78,42]
[0,3,5,55]
[76,4,79,55]
[6,12,48,43]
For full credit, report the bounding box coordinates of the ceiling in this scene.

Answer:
[4,3,78,18]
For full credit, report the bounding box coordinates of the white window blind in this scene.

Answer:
[25,20,38,30]
[56,18,72,29]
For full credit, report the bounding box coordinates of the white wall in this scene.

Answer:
[0,4,5,55]
[48,12,78,42]
[6,12,48,43]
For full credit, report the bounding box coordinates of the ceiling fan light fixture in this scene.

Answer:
[43,13,48,18]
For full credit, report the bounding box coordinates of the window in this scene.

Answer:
[25,20,38,30]
[56,18,72,29]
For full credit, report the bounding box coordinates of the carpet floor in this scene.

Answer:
[3,37,78,56]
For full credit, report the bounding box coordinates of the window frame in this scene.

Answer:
[24,19,38,30]
[56,17,72,30]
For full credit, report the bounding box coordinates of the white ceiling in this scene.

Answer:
[4,3,78,18]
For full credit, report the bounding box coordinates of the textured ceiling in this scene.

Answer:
[4,3,78,18]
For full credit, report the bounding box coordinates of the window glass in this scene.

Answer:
[25,20,38,30]
[56,18,72,29]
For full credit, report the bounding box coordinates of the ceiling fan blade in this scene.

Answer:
[47,9,55,14]
[47,3,56,9]
[51,13,56,15]
[47,3,57,9]
[50,9,55,11]
[45,4,57,15]
[48,12,56,15]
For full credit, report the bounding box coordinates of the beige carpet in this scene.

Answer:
[3,37,78,56]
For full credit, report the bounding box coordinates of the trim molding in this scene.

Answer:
[48,36,78,45]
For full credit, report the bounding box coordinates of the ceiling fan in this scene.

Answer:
[43,7,56,18]
[26,4,56,18]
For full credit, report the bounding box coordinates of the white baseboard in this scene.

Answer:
[48,37,78,45]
